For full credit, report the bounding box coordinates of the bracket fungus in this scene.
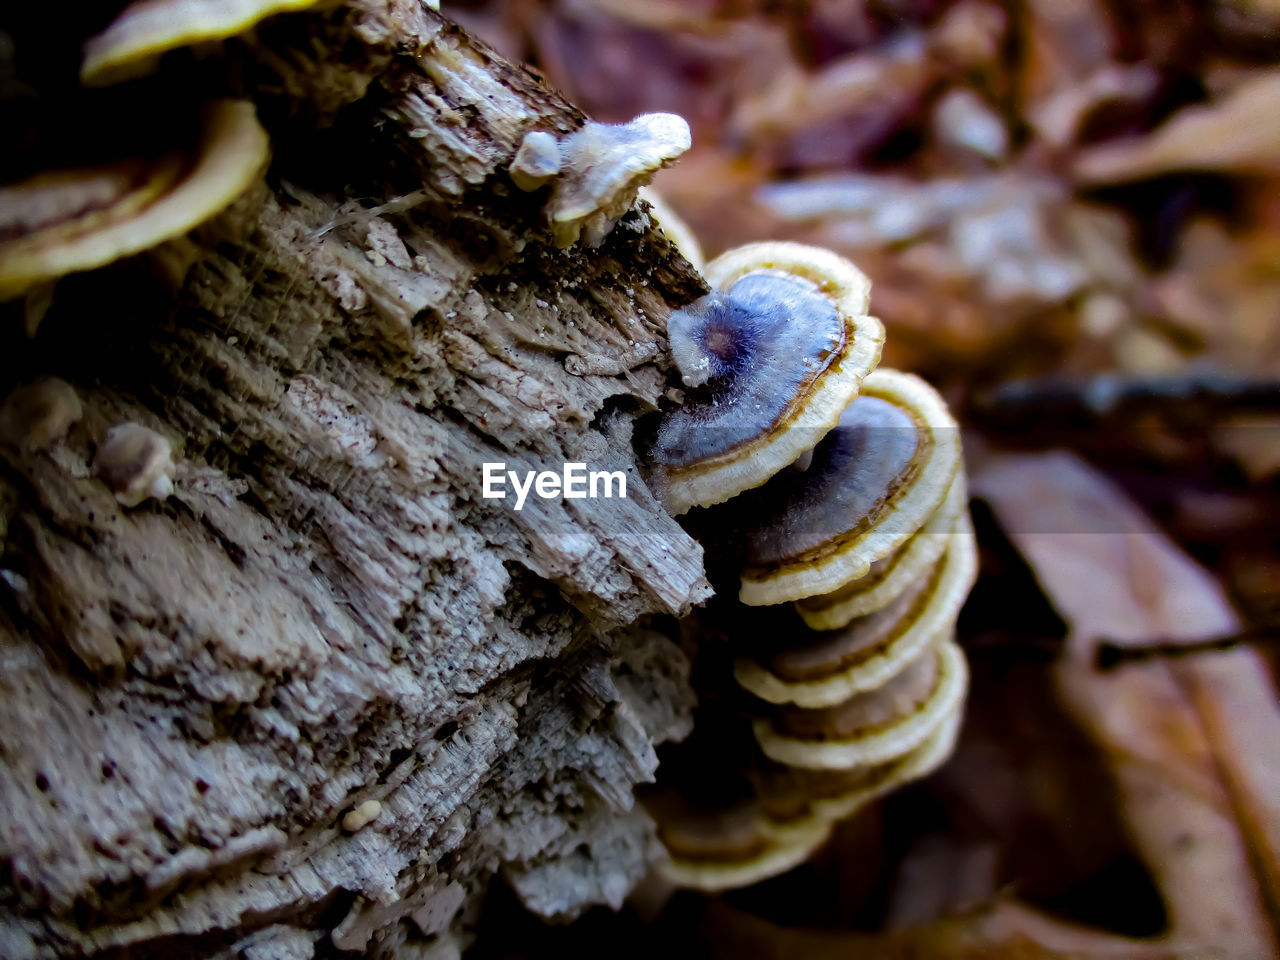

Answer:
[93,422,176,506]
[750,704,962,830]
[649,242,885,516]
[537,113,691,247]
[737,368,962,607]
[649,785,832,892]
[734,514,976,708]
[81,0,328,86]
[796,472,968,631]
[751,638,969,770]
[649,676,966,892]
[647,242,975,891]
[0,99,269,301]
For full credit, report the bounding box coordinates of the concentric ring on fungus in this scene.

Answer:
[738,368,961,607]
[752,694,964,835]
[734,512,977,708]
[752,639,967,770]
[796,470,968,631]
[651,243,975,892]
[650,790,832,892]
[650,241,884,516]
[807,690,963,824]
[82,0,329,86]
[0,99,269,301]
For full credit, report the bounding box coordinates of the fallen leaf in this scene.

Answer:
[1074,71,1280,182]
[973,450,1280,959]
[970,449,1241,651]
[1150,214,1280,378]
[1028,63,1161,150]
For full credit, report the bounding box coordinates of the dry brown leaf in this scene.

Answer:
[1149,213,1280,377]
[1056,658,1276,957]
[970,450,1241,650]
[1074,71,1280,183]
[526,5,789,133]
[747,171,1141,376]
[973,450,1280,959]
[932,0,1009,75]
[1019,0,1117,126]
[1213,415,1280,481]
[727,35,935,168]
[1029,63,1160,150]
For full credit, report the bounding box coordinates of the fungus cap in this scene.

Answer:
[735,513,976,708]
[82,0,328,86]
[651,243,884,515]
[546,113,691,247]
[94,422,176,506]
[0,99,269,301]
[739,368,961,606]
[752,706,960,832]
[807,690,963,825]
[509,130,561,192]
[796,470,968,630]
[0,159,183,300]
[747,766,839,832]
[767,631,944,743]
[653,796,832,892]
[753,639,967,770]
[750,763,873,834]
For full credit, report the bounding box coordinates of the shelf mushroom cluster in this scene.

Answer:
[0,0,301,307]
[0,0,308,503]
[0,99,270,304]
[79,0,326,86]
[645,242,976,891]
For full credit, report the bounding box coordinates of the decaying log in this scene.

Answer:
[0,3,711,956]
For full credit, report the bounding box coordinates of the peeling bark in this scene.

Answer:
[0,3,709,956]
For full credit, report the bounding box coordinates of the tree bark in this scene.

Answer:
[0,3,709,956]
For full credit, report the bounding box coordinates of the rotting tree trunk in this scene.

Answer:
[0,3,711,956]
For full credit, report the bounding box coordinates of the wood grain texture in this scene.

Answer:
[0,3,708,955]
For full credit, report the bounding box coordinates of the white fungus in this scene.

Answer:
[94,422,176,506]
[342,799,383,832]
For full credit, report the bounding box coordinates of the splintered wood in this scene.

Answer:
[0,2,709,956]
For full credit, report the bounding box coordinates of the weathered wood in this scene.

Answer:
[0,3,709,956]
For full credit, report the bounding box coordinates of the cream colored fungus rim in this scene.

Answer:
[739,367,961,606]
[0,100,269,300]
[811,685,964,824]
[656,814,832,892]
[660,242,884,516]
[83,0,328,85]
[753,639,967,770]
[796,470,969,630]
[735,512,976,708]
